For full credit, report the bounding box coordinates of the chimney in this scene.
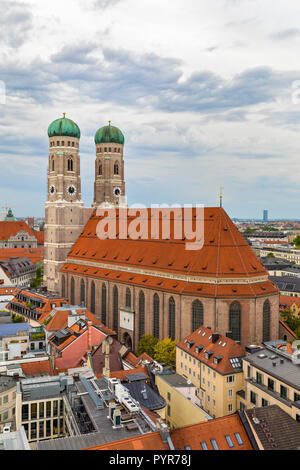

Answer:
[212,333,219,344]
[87,321,92,350]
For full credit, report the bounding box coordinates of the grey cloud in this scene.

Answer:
[271,28,300,40]
[0,1,33,47]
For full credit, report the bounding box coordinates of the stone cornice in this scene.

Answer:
[64,257,269,285]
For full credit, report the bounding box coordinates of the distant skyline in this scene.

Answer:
[1,0,300,219]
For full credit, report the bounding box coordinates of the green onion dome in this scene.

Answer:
[48,113,81,139]
[94,121,124,145]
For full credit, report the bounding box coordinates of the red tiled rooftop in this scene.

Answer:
[177,326,245,375]
[61,207,278,299]
[0,220,36,241]
[0,248,43,264]
[21,360,52,377]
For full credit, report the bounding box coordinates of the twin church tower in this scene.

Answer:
[44,114,126,293]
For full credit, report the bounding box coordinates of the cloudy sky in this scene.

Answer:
[1,0,300,219]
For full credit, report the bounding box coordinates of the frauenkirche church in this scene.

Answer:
[44,114,279,350]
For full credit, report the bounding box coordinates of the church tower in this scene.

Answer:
[44,114,84,294]
[92,121,126,207]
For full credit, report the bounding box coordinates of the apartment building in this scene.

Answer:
[238,340,300,422]
[155,372,210,429]
[0,375,17,433]
[176,326,245,418]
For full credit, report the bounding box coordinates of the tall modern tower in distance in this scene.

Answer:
[44,114,85,294]
[263,210,268,223]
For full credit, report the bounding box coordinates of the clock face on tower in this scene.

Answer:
[67,184,76,196]
[114,187,121,198]
[49,185,55,195]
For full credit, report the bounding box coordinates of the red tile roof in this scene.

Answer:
[109,366,150,381]
[280,295,300,309]
[33,231,44,245]
[0,221,36,241]
[43,307,103,332]
[61,207,278,299]
[21,360,52,377]
[177,326,245,375]
[86,413,253,450]
[279,320,297,339]
[0,248,43,264]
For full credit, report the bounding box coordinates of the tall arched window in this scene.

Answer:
[113,286,118,333]
[61,275,65,298]
[139,291,145,340]
[229,301,242,342]
[51,158,55,171]
[70,277,75,305]
[102,284,107,324]
[68,158,73,171]
[263,299,271,342]
[153,294,160,339]
[192,300,204,332]
[126,288,131,308]
[90,281,95,314]
[80,279,85,305]
[168,297,176,341]
[98,164,102,176]
[114,162,119,175]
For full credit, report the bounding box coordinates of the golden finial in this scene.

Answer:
[108,120,111,126]
[220,186,224,208]
[63,112,66,118]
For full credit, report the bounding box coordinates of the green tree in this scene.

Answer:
[30,264,43,289]
[12,314,25,323]
[294,235,300,248]
[137,334,159,357]
[153,337,176,369]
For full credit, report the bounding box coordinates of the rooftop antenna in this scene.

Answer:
[219,187,224,208]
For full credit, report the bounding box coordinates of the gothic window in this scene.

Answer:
[126,288,131,308]
[51,158,55,171]
[102,283,107,324]
[80,279,85,305]
[168,297,176,341]
[118,148,120,153]
[90,281,95,314]
[153,294,160,339]
[114,148,117,152]
[109,147,111,152]
[139,291,145,340]
[61,276,65,298]
[229,301,242,342]
[263,300,271,342]
[113,286,118,333]
[68,158,73,171]
[104,147,107,152]
[62,141,64,146]
[114,163,119,175]
[192,300,204,331]
[98,164,102,176]
[70,278,75,305]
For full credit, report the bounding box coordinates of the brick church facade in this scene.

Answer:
[43,114,280,349]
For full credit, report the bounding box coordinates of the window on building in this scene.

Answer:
[102,283,107,324]
[138,290,145,340]
[39,402,44,419]
[192,300,204,331]
[98,164,102,176]
[210,439,219,450]
[229,301,241,342]
[168,297,176,341]
[62,275,66,298]
[294,392,300,402]
[280,385,288,400]
[113,285,118,333]
[234,432,244,446]
[250,391,257,405]
[114,162,119,175]
[227,376,235,383]
[263,300,271,342]
[80,279,85,305]
[90,281,95,314]
[46,401,51,418]
[225,435,234,449]
[167,405,171,417]
[228,404,233,412]
[153,294,160,339]
[201,442,208,450]
[126,288,131,308]
[70,277,75,304]
[31,403,37,420]
[256,372,263,385]
[247,365,251,378]
[39,421,44,439]
[268,378,274,391]
[46,420,51,437]
[31,422,37,440]
[67,158,73,171]
[262,398,268,407]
